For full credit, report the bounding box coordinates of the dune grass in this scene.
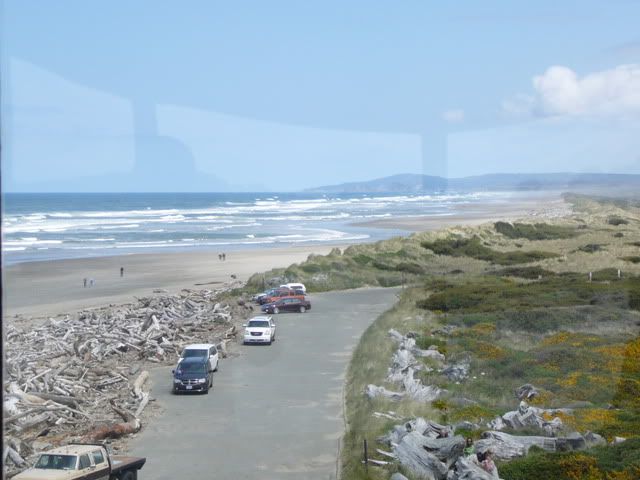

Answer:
[240,193,640,480]
[494,221,579,240]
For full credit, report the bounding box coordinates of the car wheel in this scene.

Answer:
[120,470,136,480]
[274,307,279,314]
[299,306,306,313]
[214,362,218,372]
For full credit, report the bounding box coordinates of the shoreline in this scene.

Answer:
[2,191,571,319]
[352,191,570,231]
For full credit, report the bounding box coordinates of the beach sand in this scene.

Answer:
[2,245,342,318]
[2,191,570,319]
[353,191,570,231]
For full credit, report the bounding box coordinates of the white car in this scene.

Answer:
[280,282,306,293]
[243,316,276,345]
[177,343,219,372]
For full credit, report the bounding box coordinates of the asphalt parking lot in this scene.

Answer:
[130,287,399,479]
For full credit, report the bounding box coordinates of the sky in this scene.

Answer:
[1,1,639,192]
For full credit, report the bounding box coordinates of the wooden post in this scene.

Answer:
[363,438,368,472]
[618,269,621,279]
[588,272,592,282]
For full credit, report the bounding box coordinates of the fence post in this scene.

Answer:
[363,438,368,472]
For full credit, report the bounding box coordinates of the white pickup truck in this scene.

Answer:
[13,444,146,480]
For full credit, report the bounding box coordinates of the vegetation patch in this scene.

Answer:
[578,243,606,253]
[495,266,555,279]
[494,221,578,240]
[608,216,630,226]
[418,273,639,315]
[499,438,640,480]
[421,236,558,265]
[622,256,640,264]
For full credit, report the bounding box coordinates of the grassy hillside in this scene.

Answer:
[244,194,640,480]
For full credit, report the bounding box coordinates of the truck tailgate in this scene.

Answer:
[111,455,146,473]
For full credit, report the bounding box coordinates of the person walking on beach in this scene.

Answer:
[83,278,87,288]
[120,267,124,277]
[89,278,95,287]
[218,253,222,261]
[222,252,226,261]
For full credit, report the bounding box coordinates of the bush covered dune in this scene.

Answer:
[245,194,640,480]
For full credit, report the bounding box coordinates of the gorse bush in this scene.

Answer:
[499,438,640,480]
[494,221,578,240]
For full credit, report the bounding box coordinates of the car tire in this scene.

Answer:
[299,306,306,313]
[214,362,218,372]
[274,307,279,314]
[120,470,136,480]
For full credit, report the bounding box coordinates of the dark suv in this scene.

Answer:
[172,357,213,394]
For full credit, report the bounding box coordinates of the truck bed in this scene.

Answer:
[111,455,146,474]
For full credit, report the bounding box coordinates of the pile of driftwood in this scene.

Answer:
[3,285,248,478]
[372,416,608,480]
[366,329,446,403]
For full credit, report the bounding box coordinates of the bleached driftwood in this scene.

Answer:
[4,282,249,473]
[132,371,149,400]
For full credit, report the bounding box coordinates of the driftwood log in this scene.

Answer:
[4,283,249,477]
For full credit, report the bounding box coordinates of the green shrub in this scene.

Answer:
[622,256,640,264]
[608,216,630,226]
[301,263,322,273]
[396,262,425,274]
[418,273,640,315]
[496,266,555,279]
[421,236,558,265]
[351,254,373,266]
[499,438,640,480]
[614,232,625,238]
[578,244,605,253]
[495,221,578,240]
[372,260,394,271]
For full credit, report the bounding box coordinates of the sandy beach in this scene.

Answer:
[2,245,344,318]
[353,191,570,231]
[2,191,570,319]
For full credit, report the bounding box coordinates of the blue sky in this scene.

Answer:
[2,1,639,191]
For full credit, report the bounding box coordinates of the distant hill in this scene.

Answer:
[305,173,640,193]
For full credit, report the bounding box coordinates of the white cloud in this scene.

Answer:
[505,64,640,117]
[442,109,465,123]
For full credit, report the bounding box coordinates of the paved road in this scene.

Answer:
[130,288,398,480]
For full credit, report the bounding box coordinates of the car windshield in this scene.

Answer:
[248,320,269,328]
[183,349,207,358]
[177,362,206,374]
[35,454,76,470]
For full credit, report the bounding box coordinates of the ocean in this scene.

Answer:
[2,192,503,265]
